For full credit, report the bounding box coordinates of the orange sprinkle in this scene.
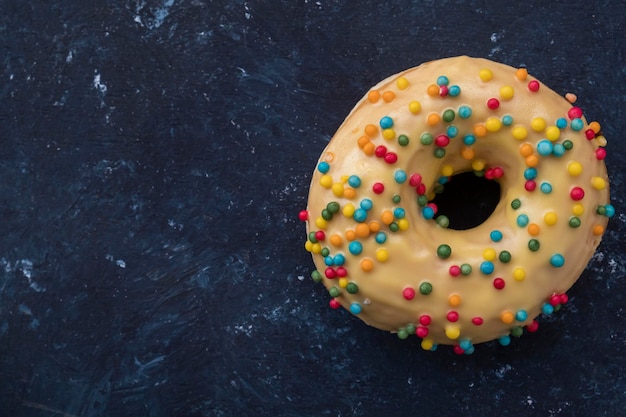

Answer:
[364,124,378,138]
[368,221,381,233]
[355,223,370,238]
[515,68,528,81]
[323,152,334,162]
[565,92,577,103]
[527,223,540,236]
[427,84,440,96]
[448,294,462,307]
[329,234,343,247]
[382,91,396,102]
[368,90,381,103]
[589,121,601,133]
[427,113,441,126]
[519,143,534,157]
[343,188,356,199]
[525,154,539,167]
[473,124,487,137]
[345,230,356,241]
[381,210,394,225]
[360,258,374,272]
[592,224,605,235]
[362,142,375,156]
[461,146,475,160]
[357,135,370,149]
[501,311,515,324]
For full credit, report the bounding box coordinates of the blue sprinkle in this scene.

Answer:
[317,161,330,173]
[571,118,584,131]
[552,143,565,157]
[556,117,568,129]
[353,208,368,222]
[348,175,361,188]
[550,253,565,268]
[447,125,459,138]
[333,254,345,266]
[348,241,362,255]
[490,230,503,242]
[379,116,393,129]
[464,346,475,355]
[350,302,362,315]
[480,261,494,275]
[393,207,406,219]
[540,182,552,194]
[394,169,407,184]
[542,303,554,315]
[459,339,472,351]
[458,105,472,119]
[360,198,373,211]
[536,140,554,156]
[516,214,529,227]
[516,310,528,321]
[448,85,461,96]
[324,256,334,266]
[524,167,537,180]
[438,176,449,185]
[502,115,514,126]
[375,232,387,244]
[422,206,435,219]
[463,134,476,146]
[605,204,615,218]
[499,335,511,346]
[436,75,449,86]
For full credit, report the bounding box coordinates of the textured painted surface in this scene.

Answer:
[0,1,624,416]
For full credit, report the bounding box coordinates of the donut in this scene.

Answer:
[300,56,612,353]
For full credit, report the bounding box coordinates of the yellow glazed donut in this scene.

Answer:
[300,56,612,353]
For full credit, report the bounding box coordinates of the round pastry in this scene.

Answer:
[300,56,612,353]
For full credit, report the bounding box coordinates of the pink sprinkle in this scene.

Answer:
[336,267,347,277]
[409,173,422,187]
[472,317,484,326]
[329,298,341,309]
[435,134,450,147]
[384,152,398,164]
[596,148,607,160]
[528,80,540,92]
[524,180,537,192]
[447,311,459,322]
[419,314,432,326]
[402,287,416,300]
[439,85,449,97]
[416,326,429,338]
[570,186,585,201]
[568,107,583,119]
[487,98,500,109]
[449,265,461,277]
[298,210,308,221]
[560,294,569,304]
[493,166,504,178]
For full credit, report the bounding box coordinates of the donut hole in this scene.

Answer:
[431,172,501,230]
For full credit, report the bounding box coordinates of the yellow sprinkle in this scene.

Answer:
[397,218,409,231]
[479,68,493,82]
[530,117,546,132]
[338,278,348,288]
[315,217,327,230]
[445,325,460,340]
[544,211,558,226]
[485,117,502,132]
[483,248,497,261]
[499,85,514,100]
[331,182,344,197]
[513,267,526,281]
[340,175,349,183]
[591,176,606,190]
[448,294,462,307]
[501,311,515,324]
[319,174,333,188]
[382,128,396,140]
[567,161,583,176]
[472,159,485,171]
[511,125,528,140]
[545,126,560,141]
[596,135,607,147]
[421,339,434,350]
[409,100,421,114]
[342,203,355,217]
[396,77,409,90]
[304,240,313,252]
[572,203,584,216]
[311,242,322,254]
[376,248,389,262]
[441,164,454,177]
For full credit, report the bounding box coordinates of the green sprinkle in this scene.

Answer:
[392,194,401,204]
[510,326,524,338]
[511,199,521,210]
[437,244,452,259]
[436,215,450,228]
[397,328,409,339]
[460,263,472,276]
[528,239,540,252]
[311,270,323,283]
[499,251,512,263]
[569,217,581,228]
[389,222,399,232]
[406,323,416,334]
[397,134,410,146]
[434,148,446,158]
[327,201,340,213]
[420,132,434,145]
[442,109,455,123]
[321,247,330,257]
[346,282,359,294]
[419,282,433,295]
[562,140,573,150]
[417,195,428,207]
[308,232,318,243]
[328,287,341,297]
[321,209,332,220]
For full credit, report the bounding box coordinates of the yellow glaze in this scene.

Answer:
[305,56,610,349]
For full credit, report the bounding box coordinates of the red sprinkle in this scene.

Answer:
[453,345,465,355]
[384,152,398,164]
[447,311,459,322]
[485,168,495,180]
[526,320,539,332]
[524,180,537,192]
[570,186,585,201]
[409,173,422,187]
[568,107,583,119]
[549,294,561,306]
[472,317,484,326]
[324,267,337,279]
[315,231,325,241]
[493,278,506,290]
[435,135,450,147]
[487,98,500,110]
[329,298,341,309]
[596,148,607,160]
[426,202,438,215]
[528,80,540,92]
[416,183,426,195]
[493,166,504,178]
[375,145,387,158]
[449,265,461,277]
[372,182,385,194]
[416,326,429,338]
[402,287,416,300]
[336,267,347,277]
[298,210,308,221]
[560,293,569,304]
[585,129,595,140]
[439,85,449,97]
[419,314,432,326]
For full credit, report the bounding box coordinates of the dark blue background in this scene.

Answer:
[1,1,624,416]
